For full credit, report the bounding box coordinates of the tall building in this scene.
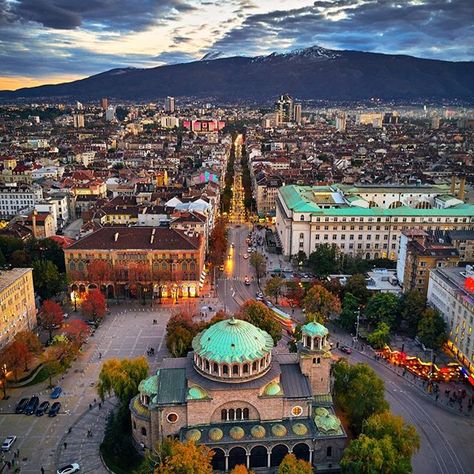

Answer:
[165,96,175,113]
[293,103,302,124]
[428,266,474,375]
[101,97,108,109]
[130,319,346,470]
[335,113,346,132]
[276,184,474,260]
[105,106,116,121]
[275,94,294,123]
[0,268,37,349]
[73,114,85,128]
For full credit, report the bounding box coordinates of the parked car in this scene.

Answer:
[51,386,62,399]
[15,398,29,414]
[24,396,39,415]
[1,436,17,452]
[36,401,50,416]
[244,276,251,286]
[340,345,352,354]
[56,463,80,474]
[49,402,61,417]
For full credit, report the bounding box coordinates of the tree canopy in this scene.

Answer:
[82,289,106,322]
[364,293,399,328]
[338,292,360,332]
[265,276,285,304]
[367,322,391,349]
[344,274,370,304]
[416,307,448,350]
[277,454,313,474]
[397,291,426,335]
[237,300,282,344]
[154,439,213,474]
[249,252,266,282]
[303,284,341,321]
[33,259,64,300]
[308,243,339,278]
[39,299,64,341]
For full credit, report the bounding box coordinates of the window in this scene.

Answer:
[229,408,235,420]
[141,427,147,436]
[243,408,249,420]
[327,446,332,457]
[236,408,242,420]
[223,365,229,375]
[243,363,249,374]
[299,233,304,239]
[167,412,178,423]
[232,365,239,375]
[133,421,136,429]
[221,409,227,421]
[213,363,219,373]
[300,215,305,221]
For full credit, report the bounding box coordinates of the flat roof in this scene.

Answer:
[0,268,32,294]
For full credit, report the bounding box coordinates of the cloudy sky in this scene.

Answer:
[1,0,473,90]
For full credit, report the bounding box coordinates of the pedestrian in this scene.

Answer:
[94,398,97,404]
[41,467,45,474]
[11,458,14,467]
[99,352,102,359]
[89,403,92,410]
[99,402,102,409]
[68,427,72,433]
[64,442,67,450]
[16,449,19,458]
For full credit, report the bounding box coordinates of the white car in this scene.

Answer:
[57,464,80,474]
[1,435,16,452]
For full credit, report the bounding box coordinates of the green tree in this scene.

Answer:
[9,249,31,267]
[398,291,426,335]
[308,243,340,278]
[277,453,313,474]
[332,360,388,434]
[265,276,285,304]
[303,284,341,322]
[364,293,399,328]
[249,252,266,283]
[417,307,448,350]
[339,292,360,331]
[167,326,195,357]
[32,259,64,299]
[97,357,149,405]
[237,300,281,344]
[367,322,391,349]
[344,274,370,304]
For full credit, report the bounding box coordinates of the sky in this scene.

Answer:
[0,0,473,90]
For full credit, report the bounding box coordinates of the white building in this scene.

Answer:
[160,116,179,128]
[0,183,43,218]
[427,266,474,375]
[73,114,85,128]
[275,184,474,260]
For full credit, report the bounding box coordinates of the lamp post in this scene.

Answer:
[73,292,78,312]
[1,364,7,400]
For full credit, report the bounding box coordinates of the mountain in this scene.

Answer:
[1,46,473,101]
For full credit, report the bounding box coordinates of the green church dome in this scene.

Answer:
[209,428,224,441]
[185,429,201,442]
[251,425,266,439]
[271,424,287,437]
[292,423,308,436]
[314,407,329,417]
[138,375,158,396]
[302,321,328,338]
[315,411,342,434]
[229,426,245,440]
[264,381,282,396]
[188,386,208,400]
[192,317,274,364]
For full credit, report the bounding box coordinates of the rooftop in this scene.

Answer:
[0,268,32,293]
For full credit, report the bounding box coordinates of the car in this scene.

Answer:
[36,401,50,416]
[63,312,69,319]
[247,248,252,253]
[51,386,62,399]
[15,398,29,414]
[24,396,39,415]
[256,292,264,298]
[243,253,249,259]
[56,463,80,474]
[86,319,96,327]
[1,436,17,452]
[244,276,251,286]
[49,402,61,417]
[340,345,352,354]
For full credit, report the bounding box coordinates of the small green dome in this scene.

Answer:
[264,381,282,396]
[292,423,308,436]
[314,407,329,417]
[271,424,287,437]
[192,317,274,364]
[138,375,158,396]
[209,428,224,441]
[315,413,342,434]
[302,321,328,338]
[251,425,266,439]
[185,429,201,442]
[188,386,208,400]
[229,426,245,440]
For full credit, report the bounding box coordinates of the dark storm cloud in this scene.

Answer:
[209,0,474,61]
[1,0,197,31]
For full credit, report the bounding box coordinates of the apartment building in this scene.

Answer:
[0,183,43,218]
[276,184,474,260]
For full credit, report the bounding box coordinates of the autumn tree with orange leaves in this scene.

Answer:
[82,289,106,323]
[38,299,64,341]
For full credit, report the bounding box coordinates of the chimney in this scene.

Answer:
[458,176,466,201]
[114,232,119,242]
[450,175,456,195]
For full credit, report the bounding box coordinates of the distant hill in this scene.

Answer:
[1,46,473,101]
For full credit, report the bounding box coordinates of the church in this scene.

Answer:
[130,317,347,472]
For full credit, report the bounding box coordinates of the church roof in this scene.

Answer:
[302,321,329,338]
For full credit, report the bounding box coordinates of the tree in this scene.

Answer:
[367,322,391,349]
[0,341,29,380]
[42,348,64,387]
[265,276,285,304]
[154,439,213,474]
[364,293,399,328]
[344,274,370,304]
[14,330,42,356]
[237,300,282,344]
[338,292,360,331]
[26,237,66,272]
[363,411,420,463]
[308,243,340,278]
[397,291,426,335]
[285,279,305,306]
[62,319,90,347]
[277,454,312,474]
[230,466,255,474]
[167,326,195,357]
[332,360,389,434]
[303,284,341,322]
[208,218,228,266]
[417,307,448,350]
[32,259,64,299]
[9,249,30,267]
[97,356,149,405]
[82,289,106,323]
[87,259,113,287]
[249,252,266,283]
[38,299,64,341]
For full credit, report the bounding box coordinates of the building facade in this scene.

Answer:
[0,268,37,349]
[276,184,474,260]
[0,183,43,218]
[130,319,346,473]
[427,266,474,376]
[64,227,205,301]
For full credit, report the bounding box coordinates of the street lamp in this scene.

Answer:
[1,364,7,400]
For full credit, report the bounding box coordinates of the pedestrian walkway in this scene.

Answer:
[55,397,118,473]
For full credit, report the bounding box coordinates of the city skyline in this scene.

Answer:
[1,0,473,91]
